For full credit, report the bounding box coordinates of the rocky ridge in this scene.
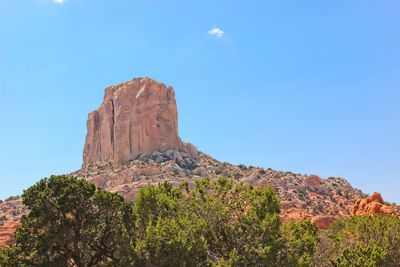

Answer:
[1,77,399,247]
[71,151,368,222]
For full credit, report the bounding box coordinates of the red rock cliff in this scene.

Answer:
[83,77,189,167]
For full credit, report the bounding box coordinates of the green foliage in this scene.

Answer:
[333,245,387,267]
[3,174,399,267]
[281,221,318,267]
[4,195,19,202]
[134,214,208,266]
[132,182,207,266]
[315,215,400,267]
[0,246,25,267]
[132,177,283,266]
[237,164,248,170]
[133,182,182,227]
[4,175,133,267]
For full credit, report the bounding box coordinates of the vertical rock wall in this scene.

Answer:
[83,77,187,167]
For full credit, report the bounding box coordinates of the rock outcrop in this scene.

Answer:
[311,215,336,230]
[0,221,19,247]
[2,77,399,247]
[352,192,397,216]
[83,77,197,168]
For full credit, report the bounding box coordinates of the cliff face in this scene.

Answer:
[83,77,190,168]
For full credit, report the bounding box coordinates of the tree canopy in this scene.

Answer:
[1,175,132,266]
[315,215,400,267]
[1,175,399,267]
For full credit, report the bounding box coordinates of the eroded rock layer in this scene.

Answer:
[2,77,399,246]
[83,77,195,168]
[0,221,19,246]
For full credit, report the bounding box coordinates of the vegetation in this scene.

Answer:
[0,175,133,266]
[315,215,400,266]
[1,175,399,267]
[281,221,318,266]
[4,195,19,202]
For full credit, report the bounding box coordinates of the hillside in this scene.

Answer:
[1,77,398,247]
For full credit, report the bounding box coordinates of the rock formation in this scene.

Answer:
[83,77,197,168]
[0,221,19,247]
[352,192,397,216]
[1,77,399,247]
[311,215,336,230]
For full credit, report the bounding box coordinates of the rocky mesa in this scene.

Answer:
[1,77,399,247]
[83,77,197,168]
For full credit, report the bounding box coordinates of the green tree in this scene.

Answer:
[10,175,133,267]
[0,246,25,267]
[315,215,400,267]
[132,178,283,266]
[281,221,318,267]
[333,245,387,267]
[132,182,208,266]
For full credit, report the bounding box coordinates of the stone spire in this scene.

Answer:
[83,77,195,167]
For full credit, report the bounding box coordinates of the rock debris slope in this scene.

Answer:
[1,77,399,247]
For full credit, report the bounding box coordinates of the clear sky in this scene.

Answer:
[1,0,399,203]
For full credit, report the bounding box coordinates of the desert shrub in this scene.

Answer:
[314,215,400,267]
[5,175,399,267]
[0,246,24,267]
[215,167,224,175]
[238,164,248,170]
[1,175,133,267]
[4,196,19,202]
[281,221,319,267]
[333,245,387,267]
[132,177,283,266]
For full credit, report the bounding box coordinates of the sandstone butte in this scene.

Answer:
[83,77,197,168]
[1,77,399,247]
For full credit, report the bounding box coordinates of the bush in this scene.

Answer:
[238,164,248,170]
[281,221,318,267]
[4,196,19,202]
[133,177,283,266]
[314,215,400,267]
[333,245,387,267]
[1,175,133,266]
[3,175,399,267]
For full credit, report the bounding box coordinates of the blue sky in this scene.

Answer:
[1,0,399,202]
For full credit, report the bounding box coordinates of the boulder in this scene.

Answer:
[352,192,397,216]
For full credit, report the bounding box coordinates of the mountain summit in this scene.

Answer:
[83,77,197,168]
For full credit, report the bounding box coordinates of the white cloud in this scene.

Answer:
[208,27,224,37]
[53,0,66,4]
